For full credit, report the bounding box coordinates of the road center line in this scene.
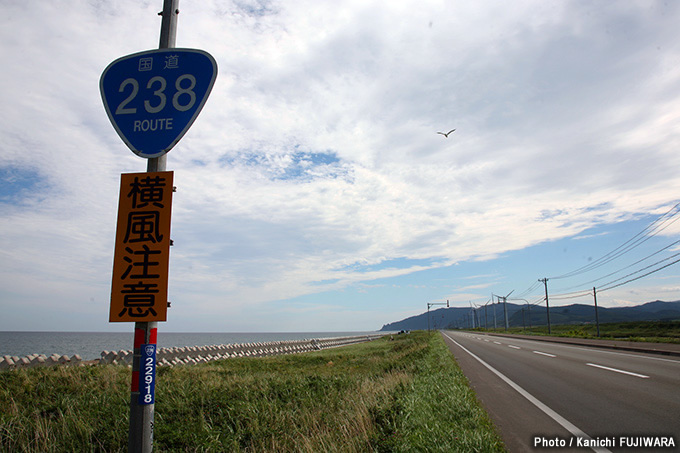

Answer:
[508,345,521,349]
[563,345,680,364]
[586,363,650,379]
[533,351,557,358]
[442,332,611,453]
[493,341,502,345]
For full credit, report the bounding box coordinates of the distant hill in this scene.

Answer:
[379,300,680,331]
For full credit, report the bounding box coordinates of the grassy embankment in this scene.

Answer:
[0,331,505,452]
[476,320,680,343]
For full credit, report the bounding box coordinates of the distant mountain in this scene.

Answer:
[379,300,680,331]
[380,303,525,332]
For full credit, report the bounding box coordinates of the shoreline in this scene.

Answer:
[1,333,389,370]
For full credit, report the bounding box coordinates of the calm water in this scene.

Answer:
[0,331,382,361]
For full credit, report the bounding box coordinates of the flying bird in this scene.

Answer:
[437,129,456,138]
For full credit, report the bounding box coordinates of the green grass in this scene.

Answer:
[476,320,680,343]
[0,332,505,452]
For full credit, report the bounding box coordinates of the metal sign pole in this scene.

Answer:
[128,2,178,452]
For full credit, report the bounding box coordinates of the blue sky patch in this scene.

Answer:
[309,278,341,286]
[337,257,443,274]
[234,0,276,17]
[0,166,44,204]
[222,150,347,182]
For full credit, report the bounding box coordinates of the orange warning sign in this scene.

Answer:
[110,171,173,322]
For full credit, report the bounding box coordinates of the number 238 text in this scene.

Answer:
[115,74,197,115]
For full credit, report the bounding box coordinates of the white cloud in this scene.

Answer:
[2,1,680,331]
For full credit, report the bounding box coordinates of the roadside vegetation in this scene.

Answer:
[471,320,680,343]
[0,331,505,452]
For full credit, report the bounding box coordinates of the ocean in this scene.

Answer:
[0,331,382,361]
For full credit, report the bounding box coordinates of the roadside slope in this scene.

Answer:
[1,331,505,452]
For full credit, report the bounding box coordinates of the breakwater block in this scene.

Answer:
[0,335,388,371]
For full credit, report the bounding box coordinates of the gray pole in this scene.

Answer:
[528,303,532,329]
[158,0,179,50]
[427,304,430,332]
[540,278,551,334]
[503,296,508,331]
[593,287,600,337]
[129,2,178,452]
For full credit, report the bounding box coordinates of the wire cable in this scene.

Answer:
[599,257,680,292]
[596,251,680,292]
[515,280,542,299]
[553,238,680,293]
[550,290,593,301]
[549,201,680,280]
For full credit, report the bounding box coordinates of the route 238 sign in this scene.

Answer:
[100,48,217,159]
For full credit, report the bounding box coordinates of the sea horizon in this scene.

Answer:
[0,330,385,361]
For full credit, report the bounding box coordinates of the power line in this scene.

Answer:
[540,249,680,301]
[600,258,680,292]
[598,253,680,292]
[549,201,680,280]
[495,202,680,312]
[550,289,593,301]
[515,280,542,299]
[554,237,680,293]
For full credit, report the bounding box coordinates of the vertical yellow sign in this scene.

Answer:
[110,171,173,322]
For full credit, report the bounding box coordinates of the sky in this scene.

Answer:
[2,0,680,333]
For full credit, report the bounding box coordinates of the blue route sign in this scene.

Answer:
[100,48,217,159]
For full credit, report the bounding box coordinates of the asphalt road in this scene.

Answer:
[441,330,680,452]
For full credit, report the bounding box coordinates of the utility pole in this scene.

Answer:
[504,290,513,330]
[427,303,430,332]
[493,291,513,331]
[503,296,508,331]
[593,287,600,337]
[528,303,532,329]
[539,278,551,334]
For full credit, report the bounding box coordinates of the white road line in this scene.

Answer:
[442,332,611,453]
[563,345,680,364]
[586,363,650,379]
[508,345,521,349]
[493,341,502,345]
[533,351,557,358]
[475,336,680,364]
